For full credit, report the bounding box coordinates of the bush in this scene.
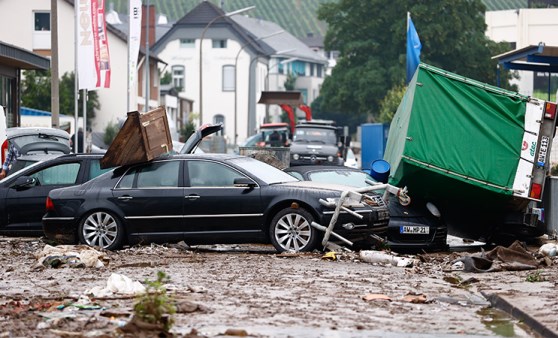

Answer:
[103,121,119,146]
[133,271,176,333]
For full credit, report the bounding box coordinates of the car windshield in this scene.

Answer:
[241,133,263,147]
[229,157,298,184]
[307,170,373,188]
[293,128,337,144]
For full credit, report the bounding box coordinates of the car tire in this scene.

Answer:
[78,210,124,250]
[269,207,319,252]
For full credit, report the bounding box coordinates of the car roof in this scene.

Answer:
[284,165,361,173]
[7,127,71,155]
[294,124,338,130]
[260,123,289,129]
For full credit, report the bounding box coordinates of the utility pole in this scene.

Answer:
[50,0,60,128]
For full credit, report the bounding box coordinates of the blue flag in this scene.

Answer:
[406,15,422,83]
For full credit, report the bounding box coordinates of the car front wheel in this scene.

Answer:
[78,211,124,250]
[270,207,319,252]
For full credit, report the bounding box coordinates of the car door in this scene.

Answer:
[111,159,184,241]
[4,160,82,232]
[183,159,263,241]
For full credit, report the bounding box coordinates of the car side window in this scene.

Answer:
[286,171,304,181]
[89,159,112,180]
[187,161,244,187]
[30,163,80,185]
[136,161,180,188]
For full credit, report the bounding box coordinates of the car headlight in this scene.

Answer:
[426,202,441,218]
[327,156,334,162]
[292,154,300,160]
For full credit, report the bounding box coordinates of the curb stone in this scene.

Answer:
[482,292,558,338]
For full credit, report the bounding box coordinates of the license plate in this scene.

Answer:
[400,226,430,234]
[537,135,549,167]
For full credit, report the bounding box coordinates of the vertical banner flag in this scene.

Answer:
[406,13,421,84]
[128,0,142,95]
[77,0,111,89]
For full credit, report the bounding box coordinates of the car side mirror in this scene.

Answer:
[11,176,38,189]
[234,177,256,188]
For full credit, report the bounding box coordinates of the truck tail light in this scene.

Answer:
[529,183,542,200]
[544,102,557,120]
[45,197,55,212]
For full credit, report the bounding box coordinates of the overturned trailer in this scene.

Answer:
[384,63,558,241]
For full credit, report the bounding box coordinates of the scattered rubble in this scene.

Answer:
[0,236,556,337]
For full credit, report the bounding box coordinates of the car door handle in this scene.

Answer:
[185,194,200,200]
[117,196,133,201]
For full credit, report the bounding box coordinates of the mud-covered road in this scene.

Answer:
[0,236,556,337]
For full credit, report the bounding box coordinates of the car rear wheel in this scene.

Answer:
[78,211,124,250]
[270,207,319,252]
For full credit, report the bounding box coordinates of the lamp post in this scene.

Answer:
[198,5,255,126]
[234,30,284,146]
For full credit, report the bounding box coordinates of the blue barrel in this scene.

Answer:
[370,159,390,183]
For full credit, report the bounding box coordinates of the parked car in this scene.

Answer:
[0,153,111,236]
[284,165,448,252]
[5,127,71,174]
[43,153,391,252]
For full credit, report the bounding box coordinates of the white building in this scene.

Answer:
[485,7,558,164]
[0,0,162,138]
[486,8,558,97]
[151,1,328,147]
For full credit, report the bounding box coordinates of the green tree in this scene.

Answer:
[21,70,99,125]
[284,72,298,91]
[378,83,407,123]
[160,70,172,85]
[315,0,514,131]
[21,70,51,110]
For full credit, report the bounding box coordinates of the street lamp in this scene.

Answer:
[234,30,284,146]
[198,5,255,125]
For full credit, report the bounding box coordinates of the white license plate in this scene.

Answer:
[400,226,430,234]
[537,135,549,166]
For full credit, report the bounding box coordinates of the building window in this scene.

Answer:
[34,12,50,31]
[278,61,285,74]
[222,65,235,91]
[180,38,195,48]
[172,65,185,90]
[310,64,315,77]
[317,64,323,78]
[291,61,306,76]
[212,39,227,49]
[213,114,225,135]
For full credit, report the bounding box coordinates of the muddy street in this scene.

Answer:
[0,236,556,338]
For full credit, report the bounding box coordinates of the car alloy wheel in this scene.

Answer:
[79,211,123,250]
[270,207,319,252]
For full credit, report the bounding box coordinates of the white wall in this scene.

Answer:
[486,8,558,165]
[0,0,137,134]
[486,8,558,97]
[157,37,256,145]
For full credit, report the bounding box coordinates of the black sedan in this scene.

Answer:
[284,165,448,253]
[0,154,110,236]
[43,154,390,252]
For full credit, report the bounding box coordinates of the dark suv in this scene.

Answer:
[290,121,344,166]
[0,154,111,235]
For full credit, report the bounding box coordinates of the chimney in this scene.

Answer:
[141,4,156,47]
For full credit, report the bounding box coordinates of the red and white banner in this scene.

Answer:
[77,0,111,89]
[128,0,142,94]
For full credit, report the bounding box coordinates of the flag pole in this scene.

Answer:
[74,0,79,152]
[407,12,410,32]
